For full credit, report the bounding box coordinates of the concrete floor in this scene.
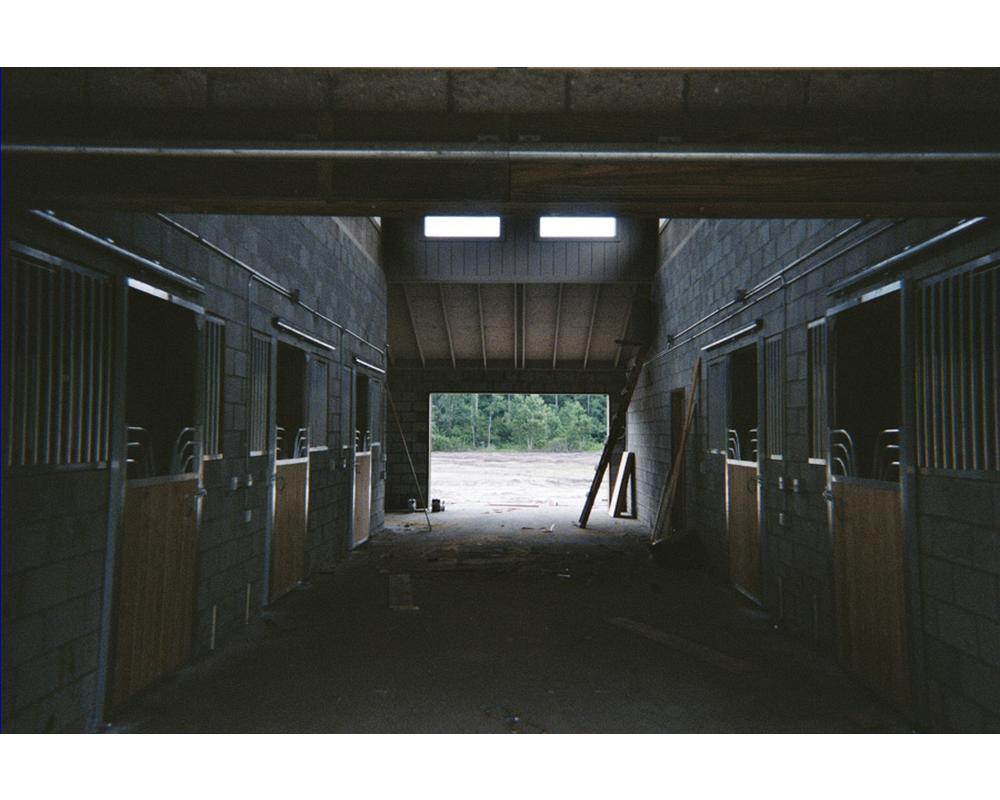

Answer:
[109,505,911,733]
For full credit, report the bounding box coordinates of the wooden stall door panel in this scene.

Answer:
[353,452,372,548]
[111,478,199,709]
[728,463,762,599]
[270,461,308,600]
[832,482,909,708]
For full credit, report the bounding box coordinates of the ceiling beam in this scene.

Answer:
[552,283,563,370]
[477,285,487,370]
[439,284,456,369]
[614,286,638,368]
[583,284,600,370]
[6,150,1000,217]
[401,284,425,369]
[521,285,527,369]
[512,283,518,369]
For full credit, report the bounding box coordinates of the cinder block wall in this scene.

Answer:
[2,211,386,732]
[627,217,1000,731]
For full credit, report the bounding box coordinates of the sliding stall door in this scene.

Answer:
[111,286,203,709]
[827,287,908,708]
[726,344,762,601]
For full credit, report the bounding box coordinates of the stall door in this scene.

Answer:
[828,286,908,708]
[271,460,308,599]
[112,476,200,708]
[270,342,309,600]
[353,451,372,547]
[726,344,762,600]
[111,285,202,709]
[727,462,762,599]
[831,480,908,707]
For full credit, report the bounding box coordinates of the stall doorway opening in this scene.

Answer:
[430,393,609,508]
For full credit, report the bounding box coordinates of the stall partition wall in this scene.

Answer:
[826,285,909,709]
[111,282,205,710]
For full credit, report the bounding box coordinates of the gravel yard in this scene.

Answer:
[430,450,607,508]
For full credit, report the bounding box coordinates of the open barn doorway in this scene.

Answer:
[429,393,610,511]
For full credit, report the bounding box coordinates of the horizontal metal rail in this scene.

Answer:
[28,209,205,294]
[156,213,385,358]
[7,142,1000,163]
[830,217,990,296]
[645,219,904,366]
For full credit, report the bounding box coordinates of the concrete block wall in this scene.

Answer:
[627,215,1000,730]
[2,210,386,731]
[918,475,1000,730]
[1,471,108,732]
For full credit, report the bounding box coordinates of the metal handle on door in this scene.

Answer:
[189,487,207,517]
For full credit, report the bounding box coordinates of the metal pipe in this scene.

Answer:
[701,321,762,352]
[353,357,386,376]
[830,217,990,296]
[7,142,1000,163]
[273,317,337,352]
[648,219,903,367]
[747,219,866,296]
[156,213,385,356]
[28,209,205,295]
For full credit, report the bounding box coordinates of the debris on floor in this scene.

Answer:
[483,705,546,734]
[388,573,420,611]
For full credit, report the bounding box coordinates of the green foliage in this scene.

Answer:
[431,393,608,452]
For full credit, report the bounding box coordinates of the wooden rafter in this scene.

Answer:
[552,283,563,369]
[477,285,487,369]
[614,285,638,368]
[401,284,425,368]
[583,284,600,370]
[512,283,518,369]
[439,284,456,368]
[521,285,527,368]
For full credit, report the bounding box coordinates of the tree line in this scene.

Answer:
[432,393,608,452]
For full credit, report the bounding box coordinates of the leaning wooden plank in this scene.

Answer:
[650,358,702,544]
[576,352,646,528]
[609,451,636,517]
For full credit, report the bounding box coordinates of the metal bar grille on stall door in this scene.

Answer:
[3,255,112,469]
[916,261,999,471]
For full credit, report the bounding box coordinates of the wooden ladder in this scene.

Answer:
[576,353,647,529]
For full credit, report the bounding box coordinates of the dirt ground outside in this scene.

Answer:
[430,450,608,509]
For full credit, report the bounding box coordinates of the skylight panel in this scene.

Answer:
[424,216,501,238]
[539,216,617,239]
